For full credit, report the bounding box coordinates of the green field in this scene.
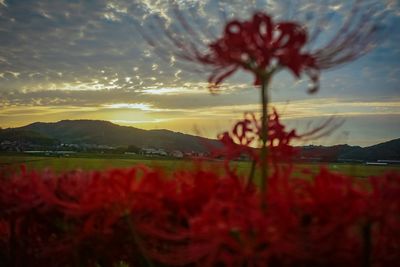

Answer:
[1,153,399,179]
[0,153,191,172]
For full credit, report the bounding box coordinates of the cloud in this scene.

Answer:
[2,83,399,120]
[0,83,258,110]
[1,0,398,95]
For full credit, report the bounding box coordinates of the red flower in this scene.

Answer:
[212,112,260,166]
[197,12,319,92]
[212,109,301,165]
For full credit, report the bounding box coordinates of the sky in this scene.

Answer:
[0,0,399,147]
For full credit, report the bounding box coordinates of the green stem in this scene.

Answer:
[260,75,270,210]
[247,159,256,189]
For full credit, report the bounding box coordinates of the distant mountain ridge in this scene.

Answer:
[2,120,220,153]
[298,139,400,162]
[339,138,400,161]
[1,119,399,161]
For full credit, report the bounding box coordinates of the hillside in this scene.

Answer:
[339,138,400,161]
[14,120,219,153]
[297,138,400,162]
[1,120,399,160]
[0,128,58,146]
[299,144,362,162]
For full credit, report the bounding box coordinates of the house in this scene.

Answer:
[170,150,184,158]
[141,148,167,156]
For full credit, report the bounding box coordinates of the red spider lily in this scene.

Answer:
[212,109,310,167]
[138,1,386,94]
[198,12,319,92]
[213,109,343,170]
[212,112,260,170]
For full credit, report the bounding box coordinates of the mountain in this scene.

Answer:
[1,120,399,161]
[297,138,400,162]
[339,138,400,161]
[12,120,219,153]
[299,144,362,162]
[0,128,58,146]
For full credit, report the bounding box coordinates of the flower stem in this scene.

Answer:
[247,160,256,189]
[260,74,270,210]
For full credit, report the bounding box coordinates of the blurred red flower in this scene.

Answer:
[198,13,318,92]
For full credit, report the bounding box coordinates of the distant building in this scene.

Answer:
[337,158,364,163]
[366,162,388,166]
[170,150,184,158]
[24,150,76,156]
[141,148,167,156]
[377,160,400,165]
[299,156,322,162]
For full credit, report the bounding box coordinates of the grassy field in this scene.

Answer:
[1,152,399,179]
[0,153,189,172]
